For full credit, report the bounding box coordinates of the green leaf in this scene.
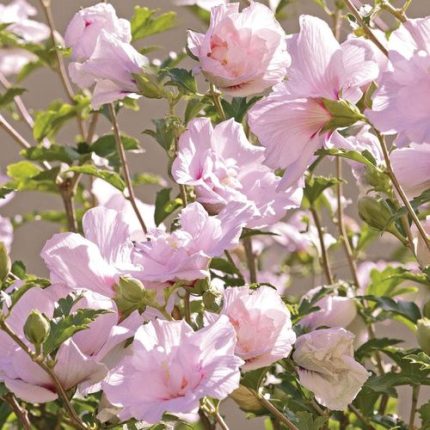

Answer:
[68,165,125,191]
[419,401,430,429]
[44,309,109,355]
[91,134,141,170]
[220,97,261,122]
[166,68,197,95]
[133,173,166,187]
[404,352,430,371]
[210,257,240,276]
[315,147,377,169]
[131,7,176,41]
[33,101,76,141]
[367,265,428,297]
[295,411,327,430]
[0,87,25,108]
[363,295,421,323]
[21,144,81,164]
[154,188,182,226]
[144,116,183,153]
[303,175,340,207]
[184,97,209,123]
[356,338,403,361]
[7,161,41,180]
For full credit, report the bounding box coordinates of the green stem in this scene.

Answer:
[210,84,226,120]
[310,208,334,285]
[108,104,148,235]
[409,385,420,429]
[343,0,388,56]
[375,130,430,253]
[243,236,257,284]
[257,395,299,430]
[0,319,88,430]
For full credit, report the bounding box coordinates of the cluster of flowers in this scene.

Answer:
[0,0,430,428]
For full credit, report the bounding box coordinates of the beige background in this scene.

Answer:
[0,0,428,428]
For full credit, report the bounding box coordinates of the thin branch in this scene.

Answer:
[108,104,148,235]
[183,289,191,324]
[375,130,430,253]
[38,0,87,138]
[310,208,334,285]
[343,0,388,56]
[209,84,226,121]
[213,411,229,430]
[0,319,88,430]
[380,1,407,22]
[257,395,299,430]
[0,114,31,149]
[2,393,32,430]
[348,404,375,430]
[409,385,420,429]
[335,158,361,288]
[243,236,257,284]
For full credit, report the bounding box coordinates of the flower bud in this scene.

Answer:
[417,318,430,355]
[0,242,11,282]
[133,71,166,99]
[23,310,50,346]
[423,301,430,319]
[115,276,157,315]
[322,98,365,132]
[358,197,405,242]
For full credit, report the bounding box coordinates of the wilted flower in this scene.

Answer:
[188,2,289,96]
[65,3,131,61]
[172,118,302,228]
[213,285,296,371]
[103,315,242,423]
[293,328,369,410]
[248,15,379,190]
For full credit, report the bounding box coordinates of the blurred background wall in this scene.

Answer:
[0,0,428,428]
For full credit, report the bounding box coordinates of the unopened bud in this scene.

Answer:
[358,197,405,243]
[203,285,223,312]
[423,301,430,319]
[0,242,11,282]
[115,276,157,315]
[24,310,50,346]
[322,98,365,132]
[133,71,166,99]
[417,318,430,355]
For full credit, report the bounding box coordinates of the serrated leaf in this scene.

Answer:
[21,144,81,164]
[363,295,421,323]
[44,309,109,355]
[91,134,141,170]
[133,173,166,187]
[144,116,182,152]
[356,338,403,361]
[131,7,176,41]
[296,411,327,430]
[154,188,182,226]
[0,87,25,108]
[404,353,430,371]
[303,175,340,207]
[33,101,76,142]
[166,68,197,94]
[68,165,125,191]
[7,161,41,180]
